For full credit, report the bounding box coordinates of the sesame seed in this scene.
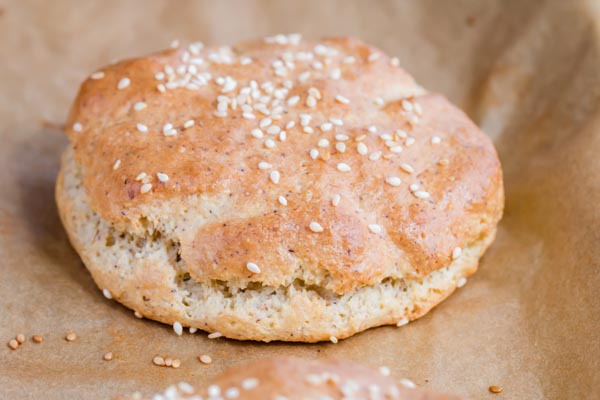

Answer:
[16,334,25,344]
[355,134,366,141]
[489,385,503,394]
[184,120,195,129]
[266,125,281,135]
[330,68,342,79]
[309,149,319,159]
[330,118,344,126]
[134,102,147,111]
[335,142,346,153]
[329,336,338,344]
[390,146,403,153]
[405,137,416,147]
[208,332,222,339]
[136,123,148,133]
[208,385,221,397]
[113,159,121,170]
[251,128,264,139]
[179,382,195,394]
[337,163,351,172]
[402,99,414,112]
[225,387,240,398]
[452,247,462,260]
[165,357,173,367]
[414,103,423,115]
[8,339,18,350]
[279,131,286,141]
[199,354,212,364]
[303,126,314,134]
[172,359,181,368]
[65,332,77,342]
[379,366,391,376]
[374,97,385,106]
[170,321,183,336]
[287,95,300,106]
[318,138,330,147]
[103,352,113,361]
[32,335,43,343]
[90,71,105,80]
[369,151,382,161]
[243,112,256,120]
[320,122,333,132]
[390,57,400,67]
[343,56,356,64]
[396,129,408,138]
[153,356,165,366]
[135,172,147,181]
[400,163,415,174]
[258,161,272,170]
[385,177,402,186]
[368,52,380,62]
[457,277,467,288]
[431,136,441,144]
[438,158,450,165]
[102,289,112,299]
[368,224,382,234]
[306,95,317,108]
[400,378,417,389]
[134,311,143,319]
[264,138,276,148]
[269,170,280,184]
[240,56,252,65]
[241,378,259,390]
[72,122,82,132]
[309,221,324,233]
[335,95,350,104]
[414,190,430,199]
[140,183,152,194]
[157,83,166,93]
[278,196,288,206]
[285,121,296,129]
[117,77,130,90]
[357,142,368,155]
[157,172,169,182]
[367,125,377,133]
[332,194,341,207]
[409,183,420,191]
[246,262,261,274]
[154,72,165,80]
[396,318,409,327]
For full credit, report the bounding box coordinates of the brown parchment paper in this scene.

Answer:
[1,0,599,398]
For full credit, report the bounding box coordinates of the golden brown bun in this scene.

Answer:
[57,35,504,342]
[117,357,464,400]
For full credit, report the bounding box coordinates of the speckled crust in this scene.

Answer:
[117,357,464,399]
[56,35,504,342]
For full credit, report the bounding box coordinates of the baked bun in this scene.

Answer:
[56,35,503,342]
[117,357,463,399]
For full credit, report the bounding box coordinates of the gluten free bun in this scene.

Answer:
[117,357,463,399]
[56,35,503,342]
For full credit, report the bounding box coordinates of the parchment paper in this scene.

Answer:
[1,1,598,398]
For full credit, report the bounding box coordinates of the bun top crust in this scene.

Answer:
[117,357,463,399]
[65,35,503,294]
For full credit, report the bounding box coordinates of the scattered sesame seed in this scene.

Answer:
[8,339,18,350]
[240,56,252,65]
[335,142,346,153]
[102,289,112,299]
[390,57,400,67]
[330,68,342,80]
[16,334,25,344]
[208,385,221,397]
[309,149,319,159]
[251,128,264,139]
[409,183,419,191]
[367,125,377,133]
[241,378,259,390]
[140,183,152,194]
[264,138,276,148]
[32,335,43,343]
[320,122,333,132]
[414,191,430,199]
[438,158,450,165]
[258,161,272,170]
[117,77,130,90]
[452,247,463,260]
[157,83,166,93]
[103,352,113,361]
[343,56,356,64]
[355,134,366,142]
[332,194,341,207]
[278,196,288,206]
[269,170,280,184]
[153,356,165,366]
[157,172,169,182]
[287,95,300,106]
[457,277,467,288]
[72,122,82,132]
[379,366,391,376]
[367,52,380,62]
[368,224,383,234]
[400,163,415,174]
[133,102,147,111]
[318,138,330,147]
[65,332,77,342]
[357,142,368,155]
[184,119,195,129]
[399,378,417,389]
[134,311,143,319]
[246,262,261,274]
[242,112,256,120]
[390,145,403,153]
[337,163,351,172]
[402,99,414,112]
[165,357,173,367]
[135,172,147,181]
[405,137,416,147]
[385,177,402,186]
[173,321,183,336]
[136,123,148,133]
[374,97,385,106]
[208,332,222,339]
[396,318,409,327]
[90,71,105,80]
[199,354,212,364]
[396,129,408,138]
[225,387,240,398]
[172,359,181,368]
[431,136,441,144]
[369,151,382,161]
[113,160,121,170]
[489,385,503,394]
[309,221,324,233]
[335,95,350,104]
[329,336,338,344]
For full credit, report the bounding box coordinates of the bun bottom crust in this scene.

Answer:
[56,147,496,342]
